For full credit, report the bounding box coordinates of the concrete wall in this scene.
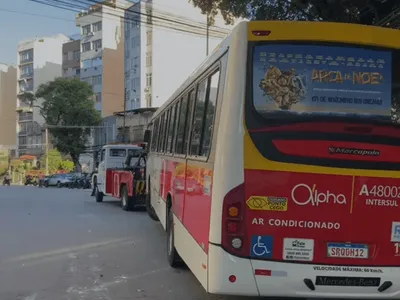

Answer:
[62,39,80,79]
[0,64,17,147]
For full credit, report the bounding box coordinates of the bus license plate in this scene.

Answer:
[327,243,368,259]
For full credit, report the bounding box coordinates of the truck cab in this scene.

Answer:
[93,144,144,202]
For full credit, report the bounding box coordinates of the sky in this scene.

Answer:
[0,0,80,65]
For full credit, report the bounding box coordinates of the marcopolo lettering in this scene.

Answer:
[328,146,380,157]
[291,183,347,206]
[268,219,340,230]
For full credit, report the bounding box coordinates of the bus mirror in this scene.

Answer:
[144,130,151,143]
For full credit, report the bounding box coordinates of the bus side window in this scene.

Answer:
[190,78,208,156]
[175,94,189,155]
[150,118,160,152]
[183,90,195,155]
[200,69,220,157]
[167,103,177,153]
[171,99,181,153]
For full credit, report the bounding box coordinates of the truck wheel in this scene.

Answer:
[121,185,134,211]
[167,209,183,268]
[146,187,159,221]
[95,187,103,203]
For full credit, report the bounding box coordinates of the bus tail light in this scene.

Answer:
[221,183,248,256]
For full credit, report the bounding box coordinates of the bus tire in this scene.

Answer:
[95,186,103,203]
[121,185,134,211]
[146,185,159,221]
[167,209,183,268]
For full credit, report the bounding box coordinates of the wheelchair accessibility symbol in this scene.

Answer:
[250,235,273,258]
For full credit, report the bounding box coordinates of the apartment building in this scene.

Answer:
[124,0,241,109]
[0,63,17,149]
[16,34,70,156]
[76,0,133,116]
[62,39,81,79]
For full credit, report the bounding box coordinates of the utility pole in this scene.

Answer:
[206,13,209,56]
[123,88,127,143]
[45,126,49,175]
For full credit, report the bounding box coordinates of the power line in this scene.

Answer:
[0,7,74,22]
[28,0,229,38]
[25,0,227,39]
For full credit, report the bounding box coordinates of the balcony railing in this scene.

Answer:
[20,72,33,79]
[20,57,33,64]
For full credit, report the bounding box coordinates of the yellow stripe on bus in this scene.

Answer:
[247,21,400,50]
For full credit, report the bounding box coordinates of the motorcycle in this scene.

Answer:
[25,175,37,186]
[3,178,10,186]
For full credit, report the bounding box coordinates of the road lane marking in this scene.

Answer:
[2,237,137,264]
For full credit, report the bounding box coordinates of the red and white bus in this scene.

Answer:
[144,20,400,298]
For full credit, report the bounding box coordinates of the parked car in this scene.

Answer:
[44,174,71,188]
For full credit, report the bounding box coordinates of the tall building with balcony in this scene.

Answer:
[62,38,81,79]
[124,0,241,109]
[16,34,70,156]
[76,0,133,116]
[0,63,17,149]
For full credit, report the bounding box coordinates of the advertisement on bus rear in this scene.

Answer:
[245,170,400,266]
[252,44,392,118]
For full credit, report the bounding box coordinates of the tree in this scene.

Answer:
[20,78,102,171]
[189,0,399,26]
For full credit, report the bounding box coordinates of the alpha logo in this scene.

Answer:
[291,183,347,206]
[246,196,288,211]
[328,146,380,156]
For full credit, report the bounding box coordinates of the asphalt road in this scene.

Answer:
[0,185,251,300]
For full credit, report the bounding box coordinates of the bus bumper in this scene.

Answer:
[208,244,400,298]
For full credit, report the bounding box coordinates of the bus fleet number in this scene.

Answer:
[359,184,400,198]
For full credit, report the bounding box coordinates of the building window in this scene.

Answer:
[21,64,33,76]
[73,50,80,60]
[92,57,102,67]
[92,39,102,50]
[73,67,80,75]
[63,68,68,76]
[82,59,92,68]
[92,21,102,32]
[146,9,152,24]
[20,49,33,62]
[146,31,152,46]
[146,53,152,67]
[63,53,68,61]
[82,42,91,52]
[146,73,152,87]
[82,24,91,35]
[93,75,102,85]
[95,93,101,102]
[19,136,27,146]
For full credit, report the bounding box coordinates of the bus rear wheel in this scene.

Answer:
[167,209,183,268]
[145,186,159,221]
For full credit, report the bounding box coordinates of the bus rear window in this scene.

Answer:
[251,43,400,124]
[110,149,126,157]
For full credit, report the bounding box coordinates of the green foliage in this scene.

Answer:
[190,0,399,26]
[21,78,102,168]
[42,149,75,172]
[60,160,75,172]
